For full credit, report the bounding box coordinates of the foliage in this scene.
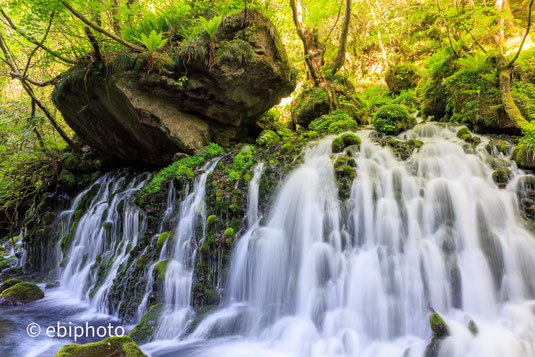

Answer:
[331,133,361,153]
[199,15,222,39]
[140,30,168,52]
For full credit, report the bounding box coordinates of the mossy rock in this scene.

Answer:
[54,336,146,357]
[385,63,420,93]
[0,278,22,294]
[492,168,511,187]
[156,232,169,250]
[331,133,361,153]
[512,143,535,170]
[486,138,508,155]
[373,104,415,135]
[309,110,358,134]
[223,228,235,245]
[0,281,44,305]
[456,127,481,145]
[154,260,169,281]
[256,130,280,147]
[291,87,331,128]
[129,304,162,344]
[429,313,449,338]
[206,215,217,227]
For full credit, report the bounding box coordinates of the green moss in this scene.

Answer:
[154,259,169,281]
[331,133,361,153]
[309,110,358,134]
[223,228,234,245]
[291,87,330,128]
[0,281,44,304]
[492,168,511,187]
[0,278,22,294]
[206,215,216,227]
[385,62,420,93]
[429,313,449,338]
[282,143,295,154]
[54,336,146,357]
[139,143,223,200]
[373,104,415,135]
[256,130,280,146]
[156,232,169,250]
[129,304,162,344]
[456,127,471,140]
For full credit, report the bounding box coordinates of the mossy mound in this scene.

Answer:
[425,312,450,357]
[129,304,162,344]
[373,104,415,135]
[333,154,357,200]
[54,336,146,357]
[492,168,511,188]
[156,232,169,250]
[0,278,22,294]
[291,87,331,128]
[385,63,420,93]
[256,130,281,147]
[456,127,481,146]
[486,138,508,155]
[309,110,358,134]
[0,281,44,305]
[331,133,361,153]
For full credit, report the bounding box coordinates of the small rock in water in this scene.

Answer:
[0,281,44,305]
[54,336,146,357]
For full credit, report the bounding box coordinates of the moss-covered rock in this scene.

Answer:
[385,63,420,93]
[486,138,508,155]
[129,304,162,344]
[331,133,361,153]
[456,127,481,145]
[0,281,44,305]
[54,336,146,357]
[373,104,415,135]
[256,130,281,147]
[153,260,169,281]
[309,110,358,134]
[0,278,22,294]
[492,168,511,187]
[425,312,450,357]
[291,87,331,128]
[156,232,169,250]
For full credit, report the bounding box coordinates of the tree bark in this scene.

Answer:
[290,0,326,85]
[330,0,351,75]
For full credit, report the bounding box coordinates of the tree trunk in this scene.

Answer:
[330,0,351,76]
[290,0,326,85]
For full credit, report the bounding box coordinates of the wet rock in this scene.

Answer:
[129,304,162,344]
[425,312,450,357]
[373,104,416,135]
[54,336,146,357]
[0,281,44,305]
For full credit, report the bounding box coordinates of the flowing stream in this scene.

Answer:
[2,123,535,357]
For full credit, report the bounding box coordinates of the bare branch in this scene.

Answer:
[507,0,534,68]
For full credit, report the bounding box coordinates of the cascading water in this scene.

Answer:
[172,123,535,357]
[154,160,219,339]
[247,163,265,228]
[59,172,150,314]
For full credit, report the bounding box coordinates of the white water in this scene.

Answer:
[59,172,150,314]
[171,123,535,357]
[154,160,219,339]
[248,163,265,228]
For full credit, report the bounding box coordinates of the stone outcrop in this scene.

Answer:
[53,11,295,166]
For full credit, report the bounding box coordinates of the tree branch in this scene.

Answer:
[436,0,459,57]
[330,0,351,75]
[61,1,144,52]
[0,8,78,64]
[506,0,534,68]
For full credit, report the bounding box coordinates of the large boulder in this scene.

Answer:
[53,11,295,166]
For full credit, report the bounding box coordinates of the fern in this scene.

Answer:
[140,30,168,52]
[199,16,222,39]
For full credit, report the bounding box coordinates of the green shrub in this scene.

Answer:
[373,104,415,135]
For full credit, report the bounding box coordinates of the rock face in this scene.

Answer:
[53,11,295,166]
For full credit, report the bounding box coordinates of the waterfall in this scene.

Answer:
[154,159,219,339]
[247,163,265,228]
[184,123,535,357]
[58,172,150,314]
